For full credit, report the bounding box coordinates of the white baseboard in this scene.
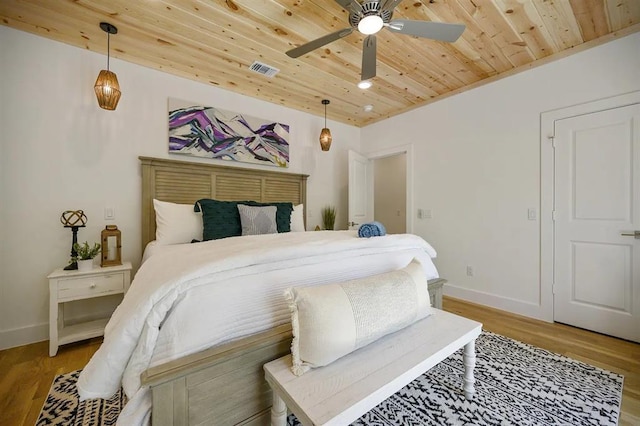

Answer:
[1,310,115,351]
[0,322,48,351]
[444,284,551,322]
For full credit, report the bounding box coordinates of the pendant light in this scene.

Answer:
[319,99,332,151]
[94,22,121,111]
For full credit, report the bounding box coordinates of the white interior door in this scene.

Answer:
[348,150,373,230]
[553,103,640,342]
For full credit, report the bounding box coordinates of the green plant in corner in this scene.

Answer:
[72,241,101,261]
[321,205,336,230]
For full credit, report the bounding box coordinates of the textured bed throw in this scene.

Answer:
[77,230,438,426]
[358,221,387,238]
[285,259,431,376]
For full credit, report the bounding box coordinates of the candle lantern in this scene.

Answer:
[101,225,122,267]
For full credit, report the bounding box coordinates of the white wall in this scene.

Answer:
[361,32,640,320]
[0,26,360,349]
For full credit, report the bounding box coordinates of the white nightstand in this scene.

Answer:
[427,278,445,310]
[47,261,132,356]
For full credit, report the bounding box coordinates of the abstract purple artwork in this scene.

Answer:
[168,98,289,167]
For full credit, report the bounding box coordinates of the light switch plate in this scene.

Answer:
[104,207,115,220]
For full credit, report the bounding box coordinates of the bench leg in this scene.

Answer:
[271,391,287,426]
[463,339,476,400]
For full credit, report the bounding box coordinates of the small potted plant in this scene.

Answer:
[322,205,336,230]
[73,241,101,272]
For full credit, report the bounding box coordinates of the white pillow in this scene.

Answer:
[285,258,431,376]
[290,204,305,232]
[153,199,203,245]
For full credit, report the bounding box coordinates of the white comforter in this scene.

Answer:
[77,231,438,424]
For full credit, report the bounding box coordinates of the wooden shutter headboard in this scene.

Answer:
[140,156,308,250]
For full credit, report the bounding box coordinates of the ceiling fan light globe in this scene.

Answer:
[358,15,383,35]
[358,80,373,89]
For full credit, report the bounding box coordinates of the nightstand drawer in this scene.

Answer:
[58,273,124,300]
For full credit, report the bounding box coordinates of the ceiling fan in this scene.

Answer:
[286,0,465,85]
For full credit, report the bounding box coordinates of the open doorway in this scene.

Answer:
[348,145,413,233]
[373,153,407,234]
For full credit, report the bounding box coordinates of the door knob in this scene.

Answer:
[621,231,640,239]
[348,221,359,227]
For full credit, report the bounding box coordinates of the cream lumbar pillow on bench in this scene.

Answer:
[285,258,432,376]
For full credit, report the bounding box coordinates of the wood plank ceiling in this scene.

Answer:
[1,0,639,127]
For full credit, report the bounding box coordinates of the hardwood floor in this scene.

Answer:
[1,297,638,425]
[0,337,102,426]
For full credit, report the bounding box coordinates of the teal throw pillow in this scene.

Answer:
[195,199,293,240]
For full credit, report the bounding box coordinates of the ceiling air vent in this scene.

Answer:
[249,61,280,78]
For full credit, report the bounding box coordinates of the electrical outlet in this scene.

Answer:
[466,265,474,277]
[424,209,432,219]
[528,208,537,221]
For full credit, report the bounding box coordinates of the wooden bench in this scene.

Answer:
[264,309,482,426]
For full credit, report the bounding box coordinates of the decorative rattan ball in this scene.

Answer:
[60,210,88,227]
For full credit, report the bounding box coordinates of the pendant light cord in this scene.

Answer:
[324,102,327,127]
[107,32,110,71]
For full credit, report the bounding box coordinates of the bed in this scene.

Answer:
[77,156,443,426]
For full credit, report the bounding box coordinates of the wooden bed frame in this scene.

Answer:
[140,156,308,251]
[137,156,445,425]
[139,156,306,425]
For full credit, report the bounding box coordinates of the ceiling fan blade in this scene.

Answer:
[387,20,465,42]
[334,0,363,14]
[380,0,403,12]
[286,27,354,58]
[361,35,377,81]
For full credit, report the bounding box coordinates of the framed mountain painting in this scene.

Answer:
[168,98,289,168]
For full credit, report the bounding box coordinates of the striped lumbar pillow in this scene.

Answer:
[285,258,432,376]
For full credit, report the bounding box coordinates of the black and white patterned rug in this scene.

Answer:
[37,332,622,425]
[36,370,125,426]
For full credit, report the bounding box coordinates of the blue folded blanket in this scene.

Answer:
[358,221,387,238]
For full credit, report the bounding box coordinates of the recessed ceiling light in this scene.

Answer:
[358,80,372,89]
[363,104,374,112]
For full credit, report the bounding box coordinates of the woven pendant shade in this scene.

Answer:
[319,128,332,151]
[94,70,121,110]
[319,99,332,151]
[95,22,121,111]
